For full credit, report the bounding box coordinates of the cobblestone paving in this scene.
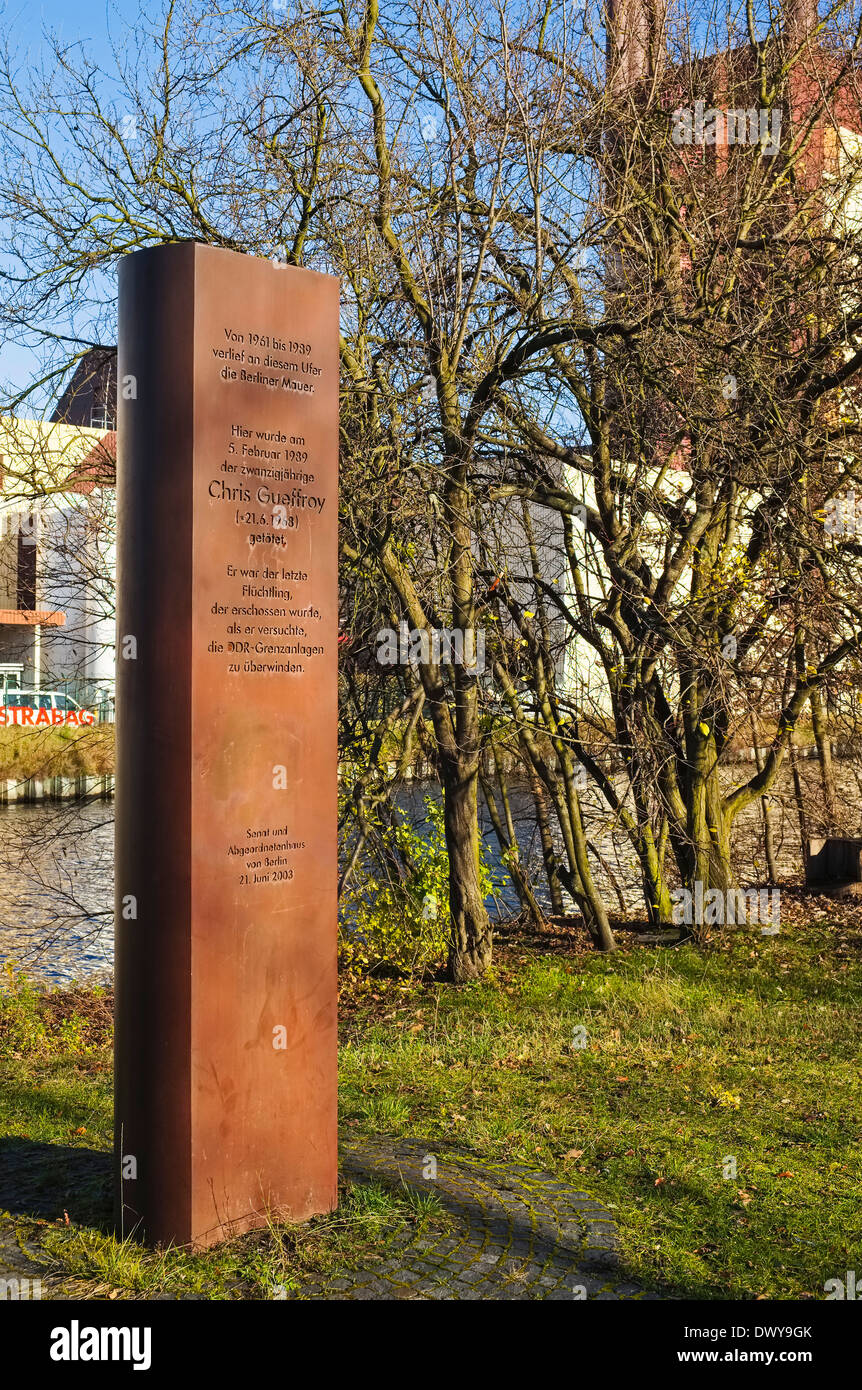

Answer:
[0,1221,49,1295]
[0,1137,662,1300]
[296,1138,662,1300]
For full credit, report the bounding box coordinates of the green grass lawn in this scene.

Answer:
[1,905,860,1299]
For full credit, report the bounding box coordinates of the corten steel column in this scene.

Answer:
[115,242,339,1248]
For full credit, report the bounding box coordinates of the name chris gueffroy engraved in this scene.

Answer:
[204,319,328,894]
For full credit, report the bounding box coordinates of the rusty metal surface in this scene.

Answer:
[115,242,338,1248]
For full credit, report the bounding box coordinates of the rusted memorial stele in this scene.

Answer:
[115,243,339,1247]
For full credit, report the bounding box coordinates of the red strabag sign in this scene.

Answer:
[0,707,96,726]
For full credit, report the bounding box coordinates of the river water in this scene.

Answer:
[0,801,114,987]
[0,786,566,985]
[0,762,841,986]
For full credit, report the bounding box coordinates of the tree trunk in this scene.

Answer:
[789,743,808,853]
[564,773,616,950]
[481,772,544,928]
[751,715,779,883]
[683,721,736,937]
[526,759,564,913]
[810,686,837,834]
[442,756,493,981]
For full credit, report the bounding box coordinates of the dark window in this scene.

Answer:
[17,530,36,609]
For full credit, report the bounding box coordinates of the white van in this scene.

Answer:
[0,689,97,726]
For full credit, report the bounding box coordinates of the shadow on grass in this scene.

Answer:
[0,1132,703,1300]
[0,1137,111,1230]
[341,1135,683,1299]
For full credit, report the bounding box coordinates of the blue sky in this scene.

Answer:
[5,0,117,48]
[1,0,123,408]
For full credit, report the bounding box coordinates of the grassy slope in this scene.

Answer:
[1,906,860,1298]
[337,906,861,1300]
[0,978,443,1298]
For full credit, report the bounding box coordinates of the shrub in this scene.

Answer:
[339,796,494,977]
